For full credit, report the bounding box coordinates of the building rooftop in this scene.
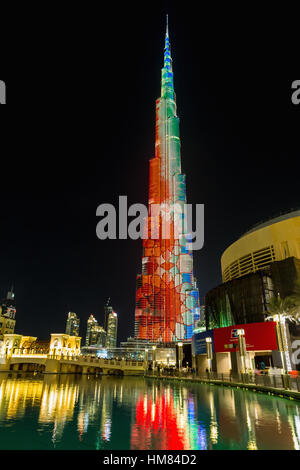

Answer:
[240,208,300,239]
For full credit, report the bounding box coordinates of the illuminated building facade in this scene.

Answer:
[134,19,200,342]
[221,209,300,282]
[106,310,118,348]
[85,315,106,347]
[104,298,112,333]
[65,311,80,337]
[206,209,300,329]
[0,288,16,341]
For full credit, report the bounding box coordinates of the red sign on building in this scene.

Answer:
[213,321,278,353]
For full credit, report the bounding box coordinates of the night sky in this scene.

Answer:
[1,2,299,343]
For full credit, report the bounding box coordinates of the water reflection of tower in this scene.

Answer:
[172,384,208,450]
[130,381,207,450]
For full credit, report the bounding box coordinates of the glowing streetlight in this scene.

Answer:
[237,329,247,373]
[144,348,149,368]
[206,337,213,373]
[177,342,183,373]
[152,345,156,370]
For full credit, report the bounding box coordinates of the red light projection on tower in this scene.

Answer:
[134,17,200,342]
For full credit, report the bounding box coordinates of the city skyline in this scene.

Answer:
[0,5,298,343]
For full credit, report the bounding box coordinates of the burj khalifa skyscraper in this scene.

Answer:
[134,17,200,343]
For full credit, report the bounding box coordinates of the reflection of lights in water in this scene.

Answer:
[84,412,89,433]
[77,411,85,440]
[2,376,300,450]
[286,413,300,451]
[151,402,155,422]
[210,424,218,444]
[246,413,252,430]
[198,428,208,450]
[275,409,282,434]
[295,416,300,446]
[131,386,209,451]
[245,400,257,450]
[247,440,258,450]
[52,421,57,446]
[103,418,111,441]
[208,392,218,445]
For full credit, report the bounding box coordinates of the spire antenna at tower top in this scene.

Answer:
[166,14,169,37]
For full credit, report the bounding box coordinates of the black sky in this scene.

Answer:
[1,2,299,343]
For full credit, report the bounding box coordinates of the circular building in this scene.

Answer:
[221,209,300,283]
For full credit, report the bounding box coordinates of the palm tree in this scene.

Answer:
[267,281,300,321]
[266,281,300,372]
[288,280,300,320]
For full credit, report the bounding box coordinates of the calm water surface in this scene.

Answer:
[0,373,299,450]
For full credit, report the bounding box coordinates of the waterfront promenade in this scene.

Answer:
[146,370,300,401]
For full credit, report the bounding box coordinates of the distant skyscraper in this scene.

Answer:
[106,311,118,348]
[85,315,97,346]
[134,18,200,342]
[85,314,107,347]
[0,287,16,340]
[65,312,80,337]
[104,298,113,333]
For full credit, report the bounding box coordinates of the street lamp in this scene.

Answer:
[144,348,149,369]
[206,337,213,373]
[152,345,156,371]
[178,342,183,374]
[274,314,292,376]
[237,329,247,374]
[192,353,196,374]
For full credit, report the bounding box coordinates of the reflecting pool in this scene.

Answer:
[0,373,299,450]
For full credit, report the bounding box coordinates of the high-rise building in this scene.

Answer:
[134,18,200,343]
[106,311,118,348]
[65,312,80,337]
[85,314,106,347]
[0,287,16,341]
[85,315,97,346]
[104,298,112,333]
[90,325,107,348]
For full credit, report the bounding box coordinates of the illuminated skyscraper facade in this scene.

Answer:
[65,312,80,337]
[104,298,112,333]
[85,315,105,347]
[134,19,200,342]
[106,311,118,348]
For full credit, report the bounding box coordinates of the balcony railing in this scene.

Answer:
[146,369,300,392]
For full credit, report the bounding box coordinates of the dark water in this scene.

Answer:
[0,373,299,450]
